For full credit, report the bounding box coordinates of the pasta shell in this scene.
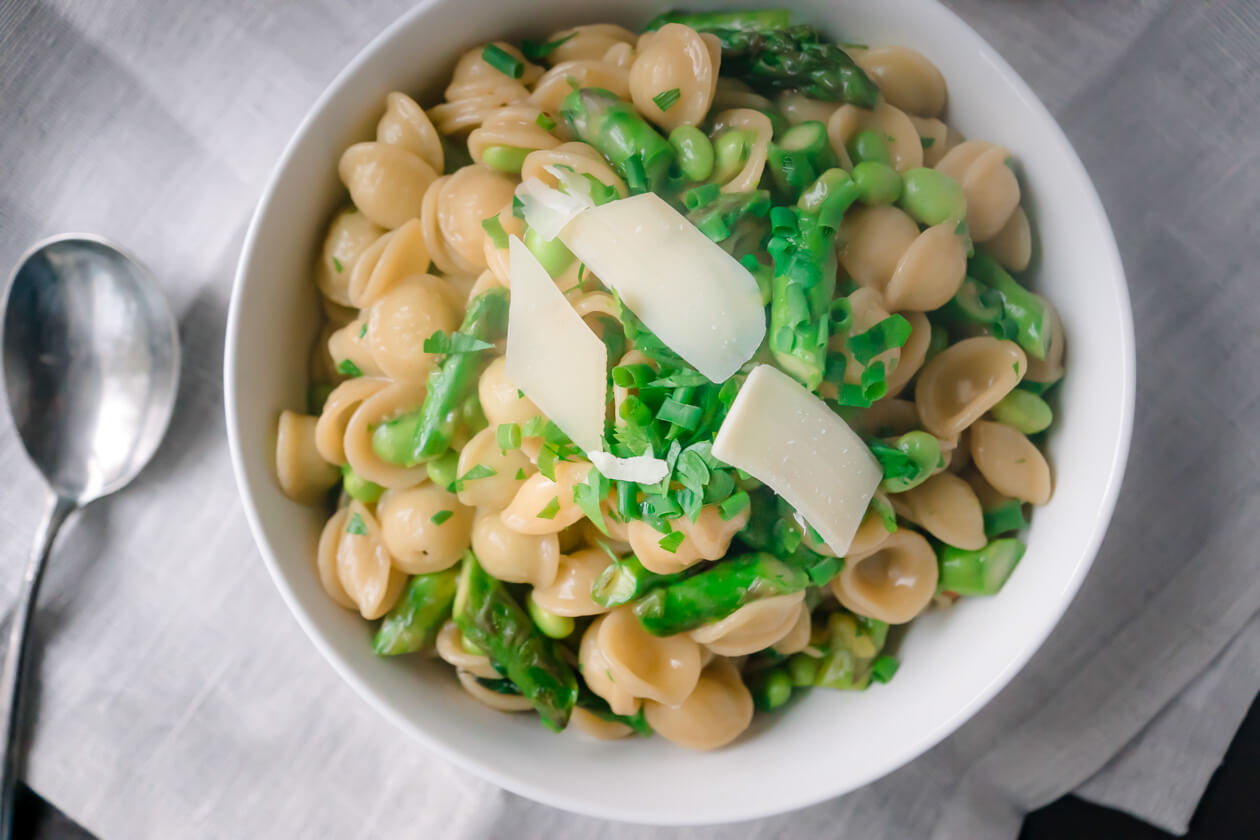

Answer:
[644,658,753,751]
[831,527,938,624]
[471,510,560,587]
[275,411,338,505]
[338,142,438,230]
[377,484,472,574]
[915,337,1026,439]
[969,420,1052,504]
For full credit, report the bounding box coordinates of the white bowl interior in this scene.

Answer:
[226,0,1133,824]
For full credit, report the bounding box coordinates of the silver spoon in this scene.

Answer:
[0,234,180,837]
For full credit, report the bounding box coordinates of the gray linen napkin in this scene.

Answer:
[0,1,1256,838]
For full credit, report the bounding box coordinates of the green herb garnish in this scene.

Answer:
[497,422,521,453]
[337,359,363,378]
[481,215,509,249]
[430,510,454,526]
[345,512,368,535]
[658,530,686,553]
[536,496,562,519]
[652,88,681,111]
[481,44,524,78]
[423,330,495,355]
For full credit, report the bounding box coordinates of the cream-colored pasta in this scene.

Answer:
[690,592,806,657]
[336,501,406,620]
[986,207,1032,273]
[457,669,535,713]
[435,619,500,680]
[499,460,592,535]
[628,504,750,575]
[326,315,383,379]
[471,510,560,587]
[421,164,516,275]
[542,24,637,65]
[365,275,456,382]
[569,707,634,740]
[602,41,636,69]
[884,310,931,397]
[316,508,357,609]
[773,605,812,655]
[895,472,986,550]
[1024,293,1065,384]
[776,91,839,126]
[315,377,387,464]
[275,411,339,504]
[530,548,614,617]
[468,103,561,164]
[592,606,702,707]
[481,203,525,289]
[935,140,1021,241]
[711,77,774,112]
[711,108,773,193]
[845,491,897,560]
[580,514,632,555]
[377,484,472,574]
[342,382,431,489]
[643,657,753,751]
[477,356,541,427]
[831,527,938,624]
[908,115,954,167]
[969,420,1052,504]
[851,46,947,117]
[915,336,1027,439]
[630,24,720,132]
[455,426,533,511]
[377,91,444,173]
[520,142,628,197]
[839,206,966,311]
[347,218,431,308]
[338,141,438,230]
[853,399,920,438]
[579,614,641,716]
[829,288,901,389]
[316,209,385,306]
[530,59,632,117]
[320,296,359,329]
[427,43,540,136]
[828,101,924,172]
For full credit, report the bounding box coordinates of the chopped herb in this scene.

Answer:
[336,359,363,378]
[566,75,579,90]
[719,490,750,521]
[848,315,913,366]
[955,218,969,237]
[580,174,620,205]
[652,88,681,111]
[573,467,610,535]
[430,510,454,526]
[455,463,497,490]
[1013,360,1020,376]
[481,215,509,249]
[423,330,495,355]
[920,136,936,149]
[345,512,368,535]
[869,495,898,533]
[869,655,900,684]
[332,256,344,273]
[481,44,524,79]
[517,388,525,399]
[536,496,562,519]
[519,32,575,62]
[512,194,526,219]
[658,530,686,553]
[358,322,368,339]
[657,397,702,430]
[514,467,527,480]
[536,112,557,131]
[577,263,586,282]
[522,415,548,438]
[497,422,521,453]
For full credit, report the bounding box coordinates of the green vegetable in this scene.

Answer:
[307,383,334,414]
[652,87,682,111]
[454,553,578,731]
[496,422,522,453]
[867,431,942,493]
[748,666,793,710]
[990,389,1053,434]
[345,512,368,535]
[814,612,890,690]
[481,44,524,79]
[787,652,820,687]
[481,144,530,174]
[535,496,561,519]
[421,331,495,355]
[848,314,913,365]
[719,489,750,521]
[668,125,715,181]
[634,551,838,636]
[372,289,509,465]
[560,87,675,193]
[590,555,689,608]
[767,121,837,199]
[685,190,771,242]
[480,215,509,249]
[852,161,903,206]
[336,359,363,378]
[646,11,878,107]
[575,684,653,736]
[983,500,1029,538]
[340,464,384,504]
[868,654,899,684]
[900,167,966,226]
[712,128,755,183]
[536,112,557,131]
[426,450,460,490]
[524,225,576,277]
[430,510,454,526]
[456,463,497,491]
[846,130,891,166]
[373,569,459,655]
[527,597,575,639]
[968,251,1050,360]
[936,538,1026,596]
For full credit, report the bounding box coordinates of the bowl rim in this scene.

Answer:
[225,0,1135,824]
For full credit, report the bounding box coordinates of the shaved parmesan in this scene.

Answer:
[588,450,669,484]
[505,236,606,452]
[712,365,881,556]
[559,192,766,383]
[515,177,592,242]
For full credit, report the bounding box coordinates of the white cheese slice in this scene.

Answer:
[505,236,607,453]
[588,450,669,484]
[515,177,592,242]
[712,364,881,556]
[558,192,766,383]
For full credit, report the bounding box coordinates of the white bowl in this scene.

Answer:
[225,0,1134,824]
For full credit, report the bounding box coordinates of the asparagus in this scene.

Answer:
[866,431,942,493]
[936,538,1025,596]
[767,121,837,199]
[454,552,579,731]
[767,169,860,389]
[372,288,509,466]
[685,190,771,242]
[813,612,890,690]
[645,11,879,108]
[373,569,459,655]
[982,500,1029,539]
[633,551,838,637]
[968,251,1050,360]
[590,554,690,608]
[560,88,675,193]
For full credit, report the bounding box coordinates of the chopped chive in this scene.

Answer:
[345,512,367,535]
[358,323,368,339]
[920,136,936,149]
[423,330,495,355]
[536,112,557,131]
[455,463,497,490]
[652,88,681,112]
[332,256,344,273]
[430,509,454,526]
[336,359,363,378]
[658,530,686,553]
[536,496,561,519]
[657,397,702,430]
[718,490,750,521]
[497,422,521,453]
[869,655,899,684]
[519,32,575,62]
[481,215,509,249]
[849,314,913,366]
[514,467,527,480]
[512,194,526,219]
[481,44,524,79]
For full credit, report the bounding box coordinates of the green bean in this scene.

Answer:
[524,225,575,277]
[669,124,715,181]
[527,597,575,639]
[373,569,459,655]
[748,666,794,711]
[990,389,1053,434]
[481,144,530,174]
[846,129,891,166]
[852,161,903,205]
[340,464,384,504]
[936,538,1026,596]
[899,167,966,226]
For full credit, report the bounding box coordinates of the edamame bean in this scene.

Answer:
[787,652,820,687]
[750,667,794,711]
[524,225,575,277]
[426,449,460,489]
[481,145,530,174]
[846,129,892,166]
[341,464,384,504]
[990,389,1053,434]
[527,597,575,639]
[900,167,966,226]
[669,125,715,182]
[712,128,754,182]
[852,161,903,205]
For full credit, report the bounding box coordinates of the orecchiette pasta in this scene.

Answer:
[883,310,932,397]
[275,411,338,504]
[347,218,431,308]
[546,24,638,65]
[338,141,438,230]
[935,140,1021,241]
[316,508,357,610]
[839,206,966,311]
[478,356,541,426]
[436,620,500,680]
[457,670,535,713]
[530,59,632,117]
[569,707,634,740]
[335,501,406,620]
[471,510,560,587]
[427,43,540,136]
[422,164,516,275]
[690,592,806,656]
[711,108,773,193]
[499,461,592,535]
[710,77,774,112]
[914,337,1027,439]
[628,504,749,575]
[969,420,1053,504]
[986,207,1033,273]
[467,103,561,165]
[776,91,839,125]
[521,143,628,197]
[630,24,720,132]
[342,382,431,489]
[455,426,533,511]
[377,484,472,574]
[315,377,387,464]
[316,209,384,306]
[590,606,702,708]
[643,657,753,751]
[529,548,614,617]
[850,46,947,117]
[828,101,924,172]
[365,275,456,382]
[377,91,444,172]
[831,528,938,624]
[895,472,986,550]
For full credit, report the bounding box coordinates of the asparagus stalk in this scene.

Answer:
[560,88,675,193]
[373,569,459,655]
[968,251,1050,360]
[645,11,879,108]
[454,552,579,731]
[813,612,890,690]
[634,551,838,637]
[936,538,1025,596]
[590,554,690,608]
[767,121,837,200]
[372,288,509,466]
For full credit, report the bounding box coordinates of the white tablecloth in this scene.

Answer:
[1,1,1257,837]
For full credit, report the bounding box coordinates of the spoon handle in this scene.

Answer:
[0,494,75,840]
